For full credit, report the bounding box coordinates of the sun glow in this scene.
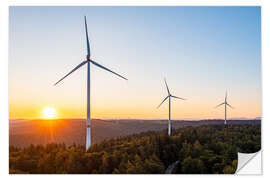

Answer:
[42,107,57,119]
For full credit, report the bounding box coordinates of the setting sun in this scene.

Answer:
[42,107,57,119]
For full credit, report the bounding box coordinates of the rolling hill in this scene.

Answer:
[9,119,260,147]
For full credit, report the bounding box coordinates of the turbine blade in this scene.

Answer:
[90,59,127,80]
[54,60,88,86]
[157,96,169,109]
[171,95,186,100]
[215,102,225,108]
[226,103,234,109]
[164,78,170,95]
[84,16,91,57]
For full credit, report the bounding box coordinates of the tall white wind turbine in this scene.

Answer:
[157,79,186,136]
[215,91,234,125]
[54,16,127,150]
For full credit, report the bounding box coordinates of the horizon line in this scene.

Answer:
[9,117,261,121]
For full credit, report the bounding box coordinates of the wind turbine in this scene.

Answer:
[215,91,234,125]
[157,79,186,136]
[54,16,127,150]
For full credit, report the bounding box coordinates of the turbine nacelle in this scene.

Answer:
[215,92,234,109]
[157,79,186,109]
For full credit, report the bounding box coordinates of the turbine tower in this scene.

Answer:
[215,91,234,125]
[54,16,127,150]
[157,79,186,136]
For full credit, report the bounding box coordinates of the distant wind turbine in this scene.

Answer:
[157,79,186,136]
[215,91,234,125]
[54,16,127,150]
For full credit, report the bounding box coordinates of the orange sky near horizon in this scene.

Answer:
[9,94,261,120]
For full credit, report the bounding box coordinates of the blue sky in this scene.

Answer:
[9,6,261,119]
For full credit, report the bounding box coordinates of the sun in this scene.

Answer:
[42,107,57,119]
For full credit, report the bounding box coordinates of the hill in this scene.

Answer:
[9,123,261,174]
[9,119,260,147]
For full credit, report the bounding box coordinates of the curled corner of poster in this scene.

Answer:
[235,150,262,175]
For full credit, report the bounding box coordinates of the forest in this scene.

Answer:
[9,124,261,174]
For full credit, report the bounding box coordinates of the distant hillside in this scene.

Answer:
[9,124,261,174]
[9,119,261,148]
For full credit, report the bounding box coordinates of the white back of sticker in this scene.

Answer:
[236,151,262,174]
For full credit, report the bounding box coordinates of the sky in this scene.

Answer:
[9,6,261,120]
